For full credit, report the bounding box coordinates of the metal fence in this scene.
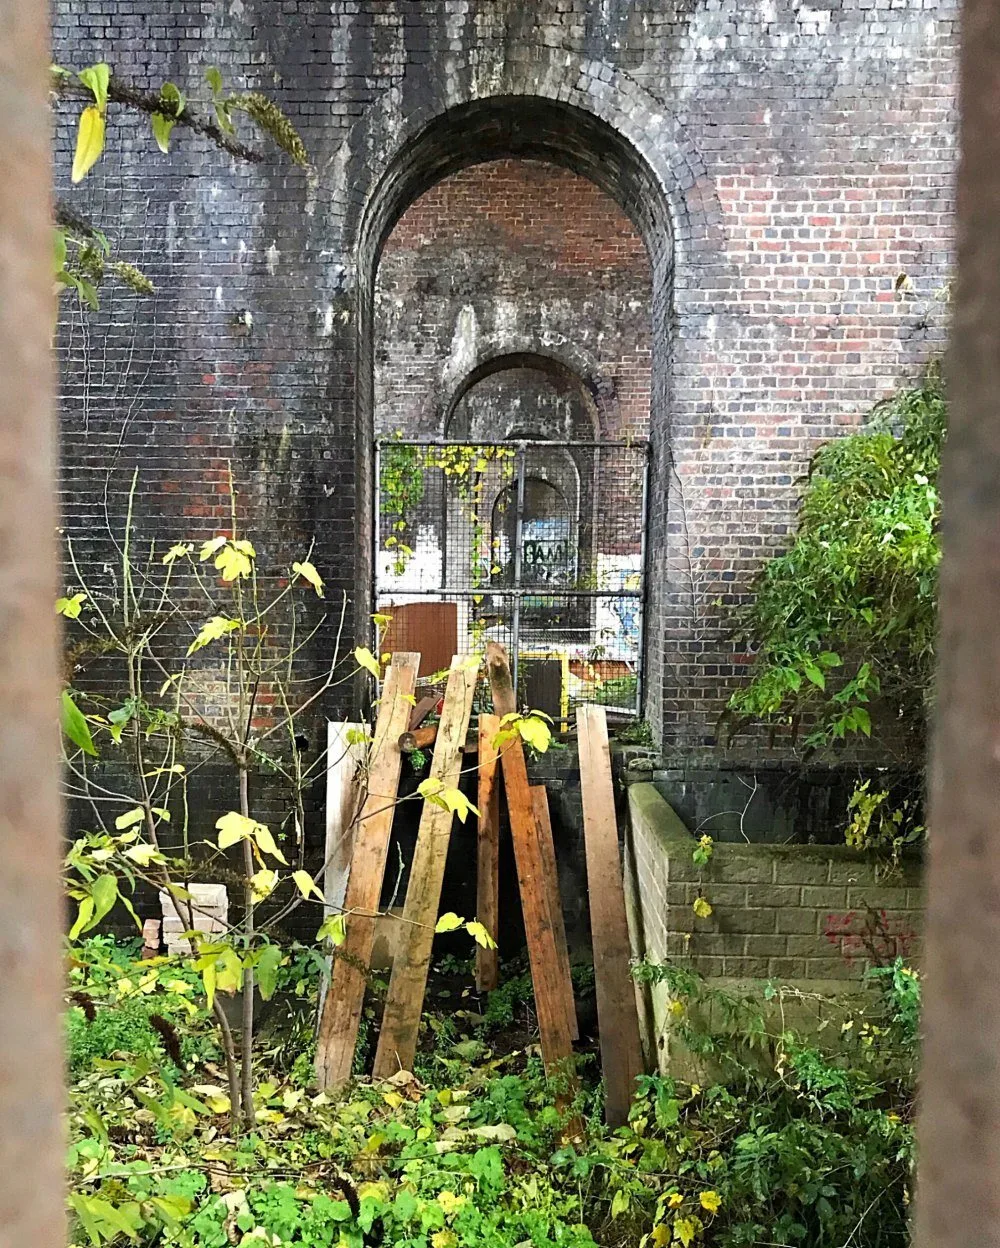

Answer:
[374,439,648,720]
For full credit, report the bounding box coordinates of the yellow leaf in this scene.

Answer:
[674,1217,699,1247]
[435,912,464,933]
[72,106,105,183]
[187,615,240,656]
[292,870,323,901]
[699,1192,721,1214]
[216,810,257,849]
[214,543,253,582]
[354,646,381,679]
[199,535,228,561]
[252,822,288,864]
[292,560,324,597]
[250,869,279,901]
[382,1091,405,1109]
[652,1226,671,1247]
[692,897,713,920]
[162,543,193,565]
[431,1233,458,1248]
[56,593,87,619]
[317,914,347,946]
[465,921,496,949]
[115,806,146,831]
[124,843,160,867]
[668,1193,684,1209]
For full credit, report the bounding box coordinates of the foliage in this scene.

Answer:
[727,370,945,759]
[65,938,919,1248]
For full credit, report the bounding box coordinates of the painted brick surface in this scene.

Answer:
[52,0,958,759]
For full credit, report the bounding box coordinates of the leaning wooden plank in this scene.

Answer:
[372,655,479,1078]
[577,703,645,1127]
[476,714,502,993]
[531,785,578,1041]
[315,652,420,1091]
[485,641,576,1082]
[323,721,365,917]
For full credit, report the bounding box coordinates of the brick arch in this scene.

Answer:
[334,52,725,725]
[440,349,614,440]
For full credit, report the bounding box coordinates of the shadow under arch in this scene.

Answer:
[441,351,606,440]
[357,93,675,715]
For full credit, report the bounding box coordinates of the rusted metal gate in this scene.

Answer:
[374,438,648,719]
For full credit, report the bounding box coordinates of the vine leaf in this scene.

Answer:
[292,560,324,597]
[61,689,98,757]
[72,106,106,183]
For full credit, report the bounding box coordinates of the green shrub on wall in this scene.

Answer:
[727,368,945,763]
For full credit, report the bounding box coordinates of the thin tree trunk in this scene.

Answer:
[916,6,1000,1246]
[0,2,63,1244]
[239,765,256,1128]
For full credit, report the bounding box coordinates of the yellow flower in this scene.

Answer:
[668,1192,684,1208]
[437,1191,466,1216]
[699,1191,722,1214]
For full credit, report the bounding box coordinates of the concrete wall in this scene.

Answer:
[624,781,922,1067]
[53,0,958,759]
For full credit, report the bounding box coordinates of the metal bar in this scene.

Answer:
[510,441,527,695]
[635,453,650,718]
[374,587,643,600]
[376,438,649,450]
[372,440,381,642]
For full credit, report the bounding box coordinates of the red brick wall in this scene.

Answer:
[375,159,652,439]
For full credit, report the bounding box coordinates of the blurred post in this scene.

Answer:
[916,3,1000,1246]
[0,1,64,1246]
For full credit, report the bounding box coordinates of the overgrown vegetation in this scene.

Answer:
[727,368,944,760]
[66,934,918,1248]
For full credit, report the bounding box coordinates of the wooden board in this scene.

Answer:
[485,641,576,1083]
[323,721,365,917]
[314,652,420,1091]
[577,703,645,1127]
[476,714,502,993]
[531,785,578,1041]
[372,655,478,1078]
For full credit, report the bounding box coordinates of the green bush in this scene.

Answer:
[727,370,944,759]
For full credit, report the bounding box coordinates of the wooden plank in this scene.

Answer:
[315,652,420,1091]
[531,785,578,1041]
[476,714,502,993]
[323,721,365,917]
[373,656,479,1078]
[485,641,576,1083]
[408,695,439,731]
[577,703,645,1127]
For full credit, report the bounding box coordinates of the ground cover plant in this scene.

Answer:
[65,930,918,1248]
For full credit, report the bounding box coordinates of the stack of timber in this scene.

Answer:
[315,645,645,1130]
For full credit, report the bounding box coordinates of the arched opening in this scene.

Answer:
[357,95,672,722]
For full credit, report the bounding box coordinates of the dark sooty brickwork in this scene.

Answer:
[54,1,957,764]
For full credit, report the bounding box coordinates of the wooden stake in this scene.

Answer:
[315,652,420,1091]
[476,714,502,992]
[531,785,578,1041]
[373,656,478,1078]
[485,642,576,1082]
[577,704,645,1127]
[323,721,365,917]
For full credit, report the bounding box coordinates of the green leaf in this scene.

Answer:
[205,66,224,95]
[90,873,119,926]
[435,912,464,934]
[56,592,87,619]
[159,81,185,116]
[803,662,826,691]
[354,646,381,679]
[317,913,347,946]
[53,229,67,276]
[255,943,282,1000]
[69,895,95,941]
[72,105,106,183]
[77,62,110,112]
[150,112,175,154]
[853,706,872,737]
[61,689,98,757]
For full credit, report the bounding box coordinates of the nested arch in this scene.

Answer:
[443,352,606,441]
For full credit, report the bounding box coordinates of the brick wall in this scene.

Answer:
[52,0,958,773]
[626,782,922,979]
[375,159,652,439]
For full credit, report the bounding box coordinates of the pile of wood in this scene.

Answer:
[314,642,644,1127]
